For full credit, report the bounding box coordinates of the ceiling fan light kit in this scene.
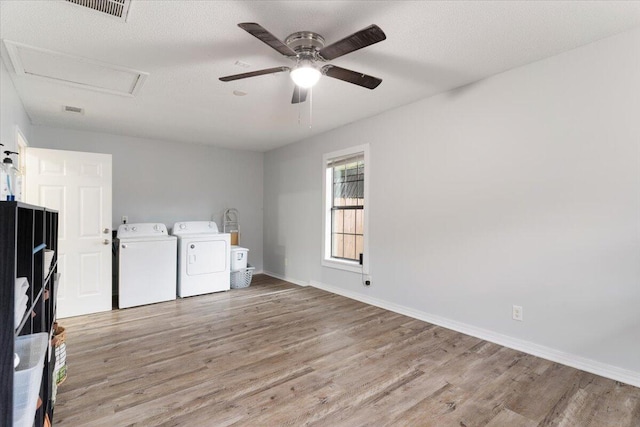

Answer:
[290,61,321,88]
[219,22,386,103]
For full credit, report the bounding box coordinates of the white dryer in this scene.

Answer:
[117,223,177,309]
[172,221,230,297]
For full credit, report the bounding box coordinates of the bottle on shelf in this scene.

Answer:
[1,149,21,201]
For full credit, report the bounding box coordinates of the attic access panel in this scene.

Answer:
[3,40,148,97]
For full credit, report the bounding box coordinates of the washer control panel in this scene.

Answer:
[117,223,168,238]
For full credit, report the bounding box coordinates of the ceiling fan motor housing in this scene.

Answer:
[285,31,326,60]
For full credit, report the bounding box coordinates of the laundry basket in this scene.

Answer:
[52,324,67,386]
[230,264,254,289]
[13,333,49,427]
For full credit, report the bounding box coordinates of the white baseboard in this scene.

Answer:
[309,280,640,389]
[263,271,309,287]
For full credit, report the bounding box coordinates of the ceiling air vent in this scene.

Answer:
[63,106,84,114]
[65,0,132,22]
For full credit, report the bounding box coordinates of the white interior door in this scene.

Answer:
[25,148,112,318]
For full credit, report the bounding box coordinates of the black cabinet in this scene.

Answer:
[1,201,59,426]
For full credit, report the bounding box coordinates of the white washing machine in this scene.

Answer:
[172,221,230,297]
[117,223,177,309]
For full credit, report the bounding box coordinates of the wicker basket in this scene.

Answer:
[52,324,67,386]
[230,265,254,289]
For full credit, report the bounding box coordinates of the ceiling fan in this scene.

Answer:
[219,23,386,104]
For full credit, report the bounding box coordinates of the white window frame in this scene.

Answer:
[322,144,369,274]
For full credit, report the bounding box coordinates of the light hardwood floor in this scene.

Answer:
[55,275,640,426]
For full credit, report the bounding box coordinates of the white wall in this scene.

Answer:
[264,28,640,383]
[31,126,264,271]
[0,57,31,153]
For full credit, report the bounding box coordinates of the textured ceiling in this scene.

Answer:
[1,1,640,151]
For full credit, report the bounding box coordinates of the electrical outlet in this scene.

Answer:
[512,305,523,321]
[122,215,128,224]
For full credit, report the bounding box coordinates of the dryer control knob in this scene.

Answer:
[180,223,186,230]
[132,226,137,231]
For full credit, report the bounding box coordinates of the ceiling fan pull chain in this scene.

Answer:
[309,86,313,129]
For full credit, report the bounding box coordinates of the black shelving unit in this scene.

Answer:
[1,201,59,426]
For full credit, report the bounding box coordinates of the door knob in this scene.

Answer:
[103,228,110,234]
[103,239,110,245]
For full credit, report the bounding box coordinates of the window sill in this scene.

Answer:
[322,258,365,274]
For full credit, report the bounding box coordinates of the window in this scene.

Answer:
[322,144,369,273]
[330,155,364,261]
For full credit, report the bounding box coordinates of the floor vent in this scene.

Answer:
[65,0,132,22]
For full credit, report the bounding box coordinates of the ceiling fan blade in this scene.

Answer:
[219,66,290,82]
[238,23,297,57]
[291,86,308,104]
[319,24,386,61]
[322,65,382,89]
